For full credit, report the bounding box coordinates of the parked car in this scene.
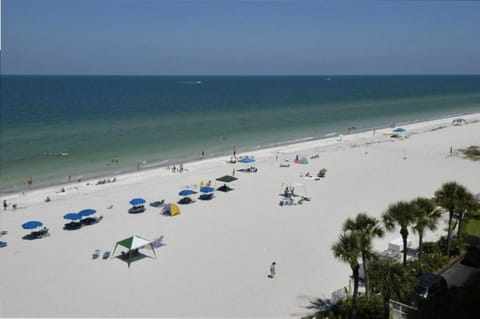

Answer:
[412,273,448,308]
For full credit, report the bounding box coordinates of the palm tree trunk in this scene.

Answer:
[447,210,453,258]
[400,228,409,266]
[383,296,390,319]
[457,211,465,238]
[418,232,424,262]
[351,264,360,319]
[361,252,369,298]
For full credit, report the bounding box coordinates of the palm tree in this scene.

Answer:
[382,201,416,266]
[343,212,384,297]
[368,258,412,319]
[332,231,362,319]
[454,186,477,238]
[435,181,477,257]
[410,197,442,262]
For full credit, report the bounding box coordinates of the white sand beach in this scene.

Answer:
[1,114,479,318]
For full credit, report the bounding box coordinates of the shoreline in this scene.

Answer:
[1,111,478,197]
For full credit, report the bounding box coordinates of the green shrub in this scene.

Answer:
[458,145,480,161]
[324,295,383,319]
[438,236,464,257]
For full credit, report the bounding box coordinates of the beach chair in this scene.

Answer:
[150,200,165,207]
[103,251,111,259]
[152,236,165,248]
[92,249,101,259]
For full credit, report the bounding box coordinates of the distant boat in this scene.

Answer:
[181,81,202,84]
[42,152,69,157]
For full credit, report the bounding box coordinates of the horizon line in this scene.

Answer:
[2,73,480,77]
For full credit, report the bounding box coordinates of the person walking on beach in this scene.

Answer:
[3,200,7,210]
[268,262,276,279]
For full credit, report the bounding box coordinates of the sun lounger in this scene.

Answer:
[217,184,233,192]
[298,196,311,204]
[317,168,327,178]
[150,200,165,207]
[199,193,214,200]
[152,239,166,248]
[82,216,103,225]
[178,197,195,205]
[64,221,82,230]
[34,227,50,238]
[92,249,101,259]
[279,199,295,206]
[103,251,111,259]
[128,205,146,214]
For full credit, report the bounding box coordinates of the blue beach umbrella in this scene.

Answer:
[200,186,215,194]
[22,221,43,230]
[129,198,146,206]
[393,127,406,132]
[64,213,82,221]
[178,189,195,197]
[238,157,255,164]
[78,209,97,217]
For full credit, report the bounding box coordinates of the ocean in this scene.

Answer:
[1,75,479,193]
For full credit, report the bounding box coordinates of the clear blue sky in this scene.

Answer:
[1,0,479,75]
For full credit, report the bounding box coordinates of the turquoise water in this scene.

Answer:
[1,75,479,193]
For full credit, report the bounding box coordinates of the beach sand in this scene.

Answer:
[1,114,479,317]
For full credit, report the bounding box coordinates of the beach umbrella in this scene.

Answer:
[200,186,215,194]
[63,213,82,221]
[78,209,97,217]
[129,198,146,206]
[238,157,255,164]
[393,127,406,132]
[216,175,238,183]
[178,189,195,197]
[22,220,43,230]
[294,156,309,164]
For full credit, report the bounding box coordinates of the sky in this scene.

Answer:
[1,0,480,75]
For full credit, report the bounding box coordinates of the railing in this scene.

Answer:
[390,299,416,319]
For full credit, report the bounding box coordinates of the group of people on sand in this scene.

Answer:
[3,200,17,210]
[171,163,184,173]
[284,186,295,199]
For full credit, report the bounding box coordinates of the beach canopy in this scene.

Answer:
[78,209,96,217]
[393,127,406,132]
[200,186,215,194]
[22,220,43,230]
[162,203,181,216]
[129,198,146,206]
[178,189,195,197]
[294,156,309,164]
[64,213,82,221]
[238,157,255,164]
[216,175,238,183]
[112,235,157,268]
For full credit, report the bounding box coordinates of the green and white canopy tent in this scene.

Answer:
[112,235,157,267]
